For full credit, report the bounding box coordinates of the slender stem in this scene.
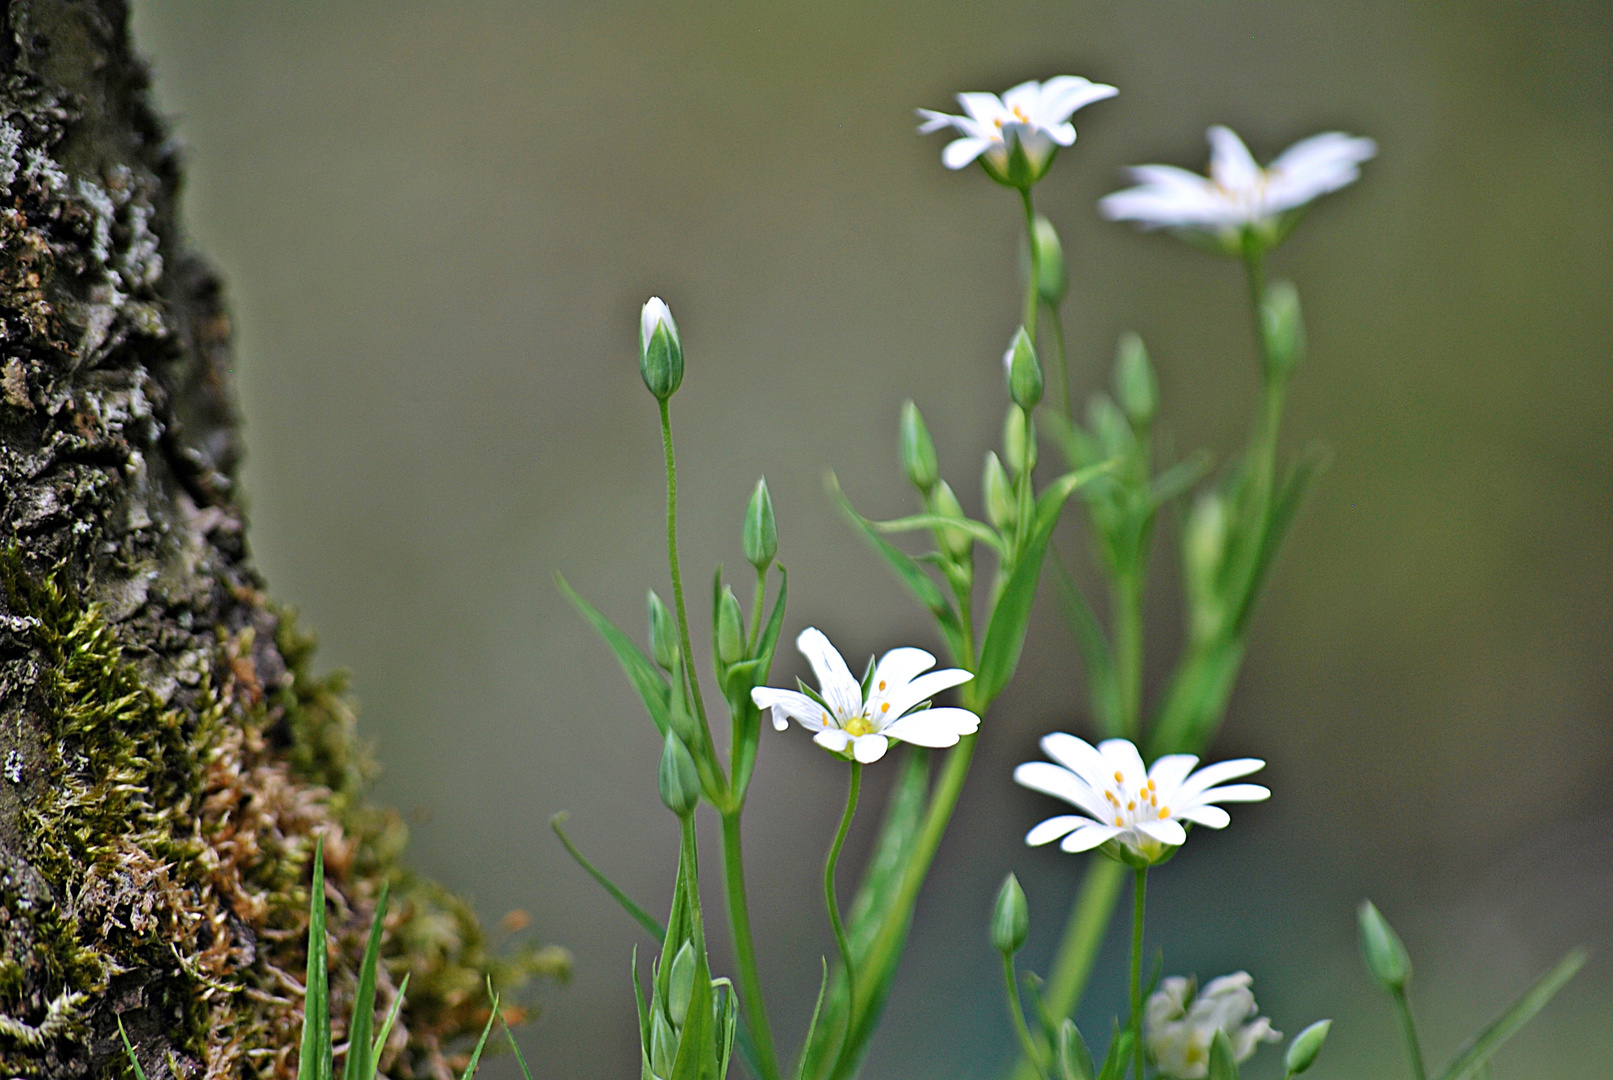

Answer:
[825,762,863,1069]
[1002,953,1052,1080]
[1129,868,1147,1080]
[1390,987,1428,1080]
[1046,305,1071,421]
[1113,565,1145,741]
[658,399,722,777]
[747,565,768,656]
[722,811,781,1080]
[1020,187,1039,338]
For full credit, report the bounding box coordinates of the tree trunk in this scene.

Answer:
[0,3,565,1078]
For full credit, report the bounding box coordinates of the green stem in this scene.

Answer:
[722,811,781,1080]
[1020,188,1039,338]
[1002,953,1052,1080]
[1113,566,1145,741]
[1129,868,1147,1080]
[747,565,768,656]
[1046,305,1071,421]
[825,762,863,1070]
[1390,987,1428,1080]
[659,399,723,785]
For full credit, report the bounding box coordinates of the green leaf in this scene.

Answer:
[1056,1019,1095,1080]
[340,882,390,1080]
[1150,450,1212,509]
[551,813,666,942]
[117,1019,148,1080]
[557,573,672,735]
[370,972,409,1077]
[1095,1023,1132,1080]
[871,512,1008,556]
[1209,1028,1240,1080]
[1231,444,1329,636]
[503,1013,536,1080]
[827,472,967,663]
[457,991,500,1080]
[976,463,1113,705]
[1050,555,1122,739]
[299,840,332,1080]
[1432,948,1588,1080]
[795,959,830,1080]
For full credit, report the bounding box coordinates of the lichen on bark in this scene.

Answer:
[0,3,566,1078]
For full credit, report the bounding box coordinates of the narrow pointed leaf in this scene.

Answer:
[370,972,410,1076]
[1096,1024,1133,1080]
[552,813,666,941]
[1050,555,1122,738]
[457,993,500,1080]
[1432,948,1588,1080]
[118,1019,149,1080]
[1232,444,1330,636]
[795,959,831,1080]
[341,882,390,1080]
[557,573,672,735]
[1209,1028,1240,1080]
[299,840,332,1080]
[503,1014,536,1080]
[872,512,1008,555]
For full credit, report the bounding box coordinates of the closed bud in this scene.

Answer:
[667,665,701,748]
[667,940,697,1027]
[982,452,1015,532]
[658,731,700,817]
[1357,900,1411,991]
[989,873,1029,955]
[899,401,940,493]
[1003,406,1038,476]
[1260,281,1304,384]
[639,297,684,400]
[1284,1019,1331,1076]
[1031,215,1068,304]
[742,478,778,570]
[1209,1028,1239,1080]
[1113,332,1158,428]
[650,1008,677,1077]
[1057,1020,1095,1080]
[928,480,973,561]
[648,591,677,671]
[1003,327,1044,411]
[716,586,746,666]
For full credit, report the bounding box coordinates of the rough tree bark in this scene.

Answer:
[0,3,565,1078]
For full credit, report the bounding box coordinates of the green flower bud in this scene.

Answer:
[742,478,778,570]
[1057,1019,1095,1080]
[716,586,745,666]
[1184,493,1230,640]
[1113,332,1158,428]
[1260,281,1304,384]
[899,400,940,493]
[1284,1019,1331,1076]
[1003,327,1044,411]
[658,731,700,817]
[667,940,697,1027]
[927,479,973,561]
[667,667,701,749]
[650,1007,677,1076]
[639,297,684,400]
[1357,900,1411,991]
[989,872,1029,955]
[1032,215,1068,304]
[982,452,1015,532]
[1209,1028,1240,1080]
[1087,395,1132,461]
[1003,406,1038,476]
[648,590,677,671]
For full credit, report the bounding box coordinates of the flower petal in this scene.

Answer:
[1038,76,1120,123]
[851,734,889,764]
[1146,753,1200,799]
[1264,132,1377,213]
[1025,815,1086,846]
[1136,818,1187,846]
[1177,758,1265,800]
[1207,125,1261,192]
[1177,804,1231,828]
[813,729,850,754]
[1014,761,1112,821]
[942,136,995,169]
[957,92,1010,125]
[916,108,962,134]
[882,707,977,748]
[1194,783,1270,804]
[796,627,862,719]
[1060,822,1122,852]
[1097,738,1148,788]
[750,688,828,732]
[1039,732,1110,787]
[878,667,972,720]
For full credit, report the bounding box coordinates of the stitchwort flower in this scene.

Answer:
[918,76,1118,189]
[751,628,978,764]
[1146,972,1281,1080]
[1099,125,1376,246]
[1014,734,1268,863]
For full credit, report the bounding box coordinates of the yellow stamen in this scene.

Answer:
[1158,807,1170,819]
[1127,801,1136,811]
[1113,817,1124,827]
[878,680,886,690]
[880,702,890,713]
[1114,771,1123,783]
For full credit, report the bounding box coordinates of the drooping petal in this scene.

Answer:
[1037,76,1119,124]
[1175,757,1265,800]
[1177,804,1231,828]
[751,687,829,732]
[1136,818,1187,847]
[1025,815,1087,846]
[1193,783,1271,804]
[1060,822,1123,852]
[877,667,972,720]
[942,137,995,170]
[1206,125,1261,193]
[796,627,862,719]
[1045,121,1078,147]
[1013,761,1112,822]
[851,734,890,764]
[882,707,977,748]
[1039,732,1111,788]
[813,729,851,754]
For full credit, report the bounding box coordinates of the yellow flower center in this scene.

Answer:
[843,715,875,738]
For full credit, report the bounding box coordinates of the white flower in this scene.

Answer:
[1098,125,1376,235]
[641,296,678,351]
[1146,972,1281,1080]
[1014,734,1268,862]
[918,76,1118,187]
[751,628,979,764]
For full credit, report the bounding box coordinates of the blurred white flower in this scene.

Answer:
[1146,972,1281,1080]
[918,76,1117,188]
[1099,125,1375,238]
[751,628,977,764]
[1014,734,1268,862]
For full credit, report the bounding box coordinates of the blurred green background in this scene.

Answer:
[130,2,1610,1076]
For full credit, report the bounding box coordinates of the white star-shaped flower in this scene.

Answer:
[1146,972,1281,1080]
[1014,734,1268,862]
[918,76,1118,188]
[1099,125,1376,237]
[751,628,979,764]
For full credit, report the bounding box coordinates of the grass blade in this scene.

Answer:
[369,972,409,1075]
[299,840,332,1080]
[503,1014,536,1080]
[871,512,1007,556]
[457,992,500,1080]
[117,1019,148,1080]
[1432,948,1588,1080]
[551,813,666,942]
[341,882,389,1080]
[795,959,830,1080]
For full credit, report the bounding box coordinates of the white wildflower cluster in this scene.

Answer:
[1146,973,1282,1079]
